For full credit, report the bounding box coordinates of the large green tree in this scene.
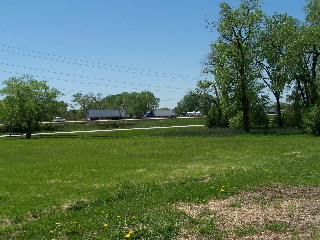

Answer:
[0,75,63,138]
[300,0,320,105]
[279,0,320,127]
[205,0,265,132]
[175,90,214,116]
[133,91,160,116]
[71,92,109,117]
[258,13,300,127]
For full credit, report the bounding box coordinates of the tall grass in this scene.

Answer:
[0,128,319,239]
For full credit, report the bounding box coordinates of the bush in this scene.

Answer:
[229,109,269,130]
[229,113,242,130]
[41,123,63,131]
[250,108,269,128]
[302,105,320,135]
[2,122,28,133]
[282,107,302,128]
[205,107,228,128]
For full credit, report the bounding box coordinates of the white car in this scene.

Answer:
[53,117,66,122]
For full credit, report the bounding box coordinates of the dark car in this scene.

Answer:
[132,116,142,119]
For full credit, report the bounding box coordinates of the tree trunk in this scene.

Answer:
[275,94,284,128]
[310,49,319,105]
[241,81,250,133]
[26,131,32,139]
[26,121,32,139]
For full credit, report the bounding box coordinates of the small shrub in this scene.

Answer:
[302,105,320,135]
[282,107,303,128]
[206,107,228,128]
[41,123,61,131]
[2,122,27,133]
[229,113,242,130]
[206,107,220,128]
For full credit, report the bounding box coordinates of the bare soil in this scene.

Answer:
[176,184,320,240]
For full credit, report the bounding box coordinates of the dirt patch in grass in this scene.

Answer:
[176,184,320,239]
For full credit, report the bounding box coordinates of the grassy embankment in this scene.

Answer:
[0,118,319,239]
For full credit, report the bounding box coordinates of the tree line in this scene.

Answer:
[0,75,160,138]
[70,91,159,119]
[195,0,320,134]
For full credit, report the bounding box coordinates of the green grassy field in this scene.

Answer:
[0,121,319,239]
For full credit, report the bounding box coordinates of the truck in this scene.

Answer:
[87,109,128,120]
[186,111,202,117]
[144,110,175,118]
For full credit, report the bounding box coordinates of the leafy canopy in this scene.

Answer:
[0,75,63,138]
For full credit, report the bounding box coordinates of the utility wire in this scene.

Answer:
[0,63,189,94]
[1,44,200,81]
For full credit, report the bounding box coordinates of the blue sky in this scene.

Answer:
[0,0,306,109]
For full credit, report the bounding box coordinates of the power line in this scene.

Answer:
[1,44,200,81]
[0,63,189,94]
[1,69,187,104]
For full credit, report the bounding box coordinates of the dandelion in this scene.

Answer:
[117,216,121,218]
[92,232,97,235]
[55,223,61,225]
[221,189,225,192]
[50,230,54,233]
[104,224,108,227]
[125,231,134,237]
[132,216,137,219]
[211,186,215,189]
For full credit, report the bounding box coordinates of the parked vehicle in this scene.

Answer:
[87,109,129,120]
[144,110,175,118]
[186,111,202,117]
[132,116,143,119]
[53,117,66,122]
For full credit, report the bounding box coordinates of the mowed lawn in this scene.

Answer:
[0,128,319,239]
